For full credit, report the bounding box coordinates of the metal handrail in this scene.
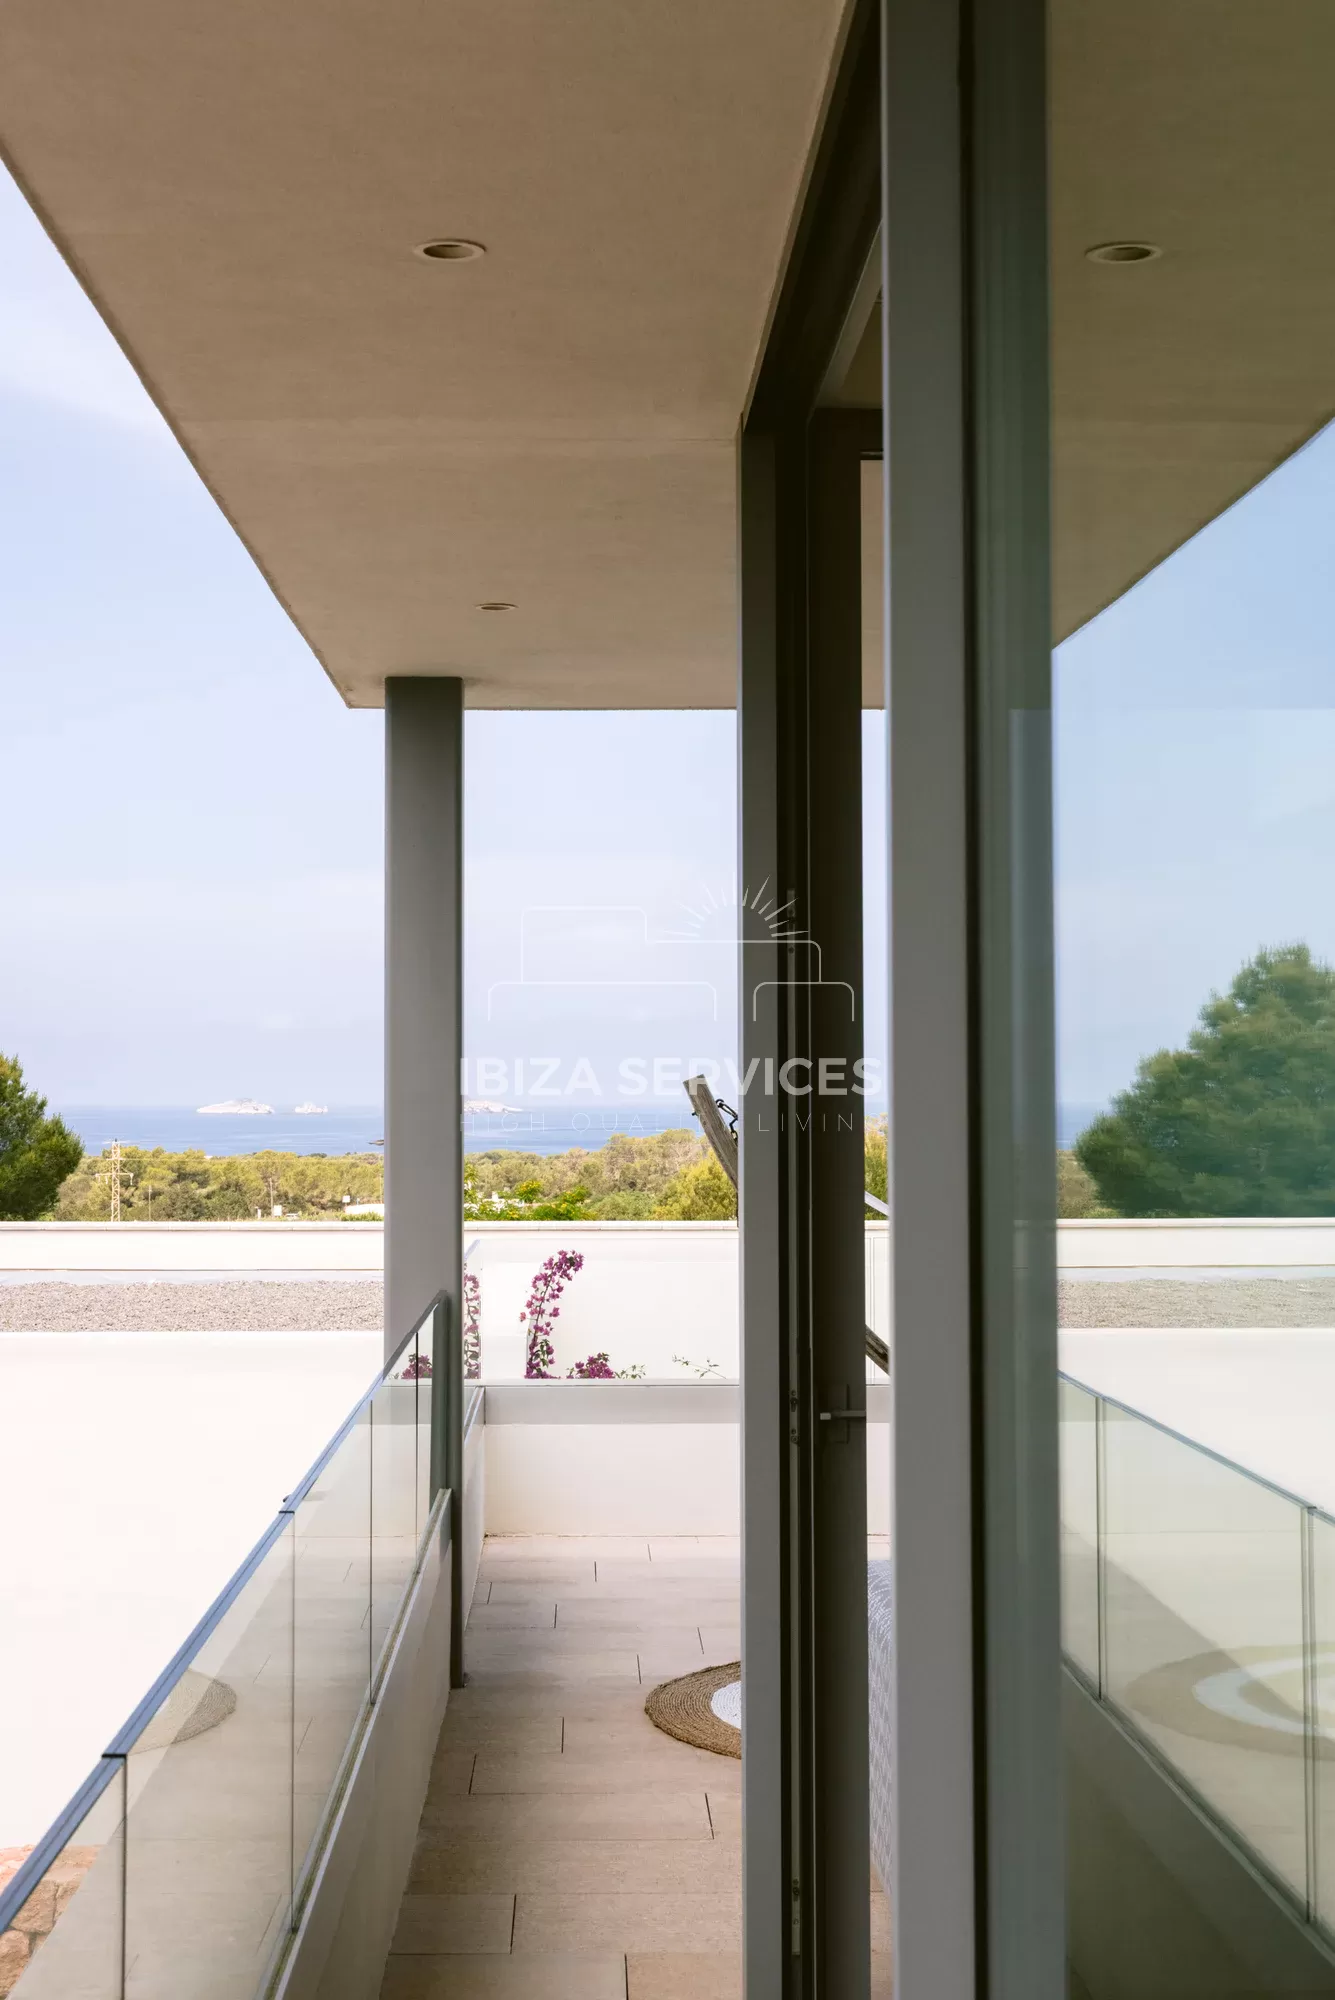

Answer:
[0,1754,123,1938]
[1060,1367,1335,1526]
[0,1292,446,1938]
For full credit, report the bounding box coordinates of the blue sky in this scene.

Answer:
[1055,422,1335,1112]
[4,156,1329,1122]
[0,164,795,1112]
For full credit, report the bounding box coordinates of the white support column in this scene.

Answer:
[385,675,464,1683]
[883,0,1061,1992]
[882,5,976,1989]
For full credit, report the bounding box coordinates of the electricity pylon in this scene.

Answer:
[98,1139,134,1222]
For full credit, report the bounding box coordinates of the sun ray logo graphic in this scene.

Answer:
[658,880,806,946]
[658,882,851,1021]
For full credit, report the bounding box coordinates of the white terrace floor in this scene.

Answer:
[383,1535,892,1998]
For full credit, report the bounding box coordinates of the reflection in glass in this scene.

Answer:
[861,450,892,1998]
[369,1373,419,1689]
[1059,1378,1099,1685]
[1053,0,1335,1984]
[1101,1408,1306,1899]
[412,1303,436,1550]
[123,1521,294,1999]
[2,1766,125,1999]
[292,1408,371,1911]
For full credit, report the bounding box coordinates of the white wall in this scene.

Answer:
[0,1219,383,1272]
[16,1212,1335,1308]
[468,1222,739,1379]
[1057,1217,1335,1270]
[477,1382,892,1538]
[485,1420,740,1536]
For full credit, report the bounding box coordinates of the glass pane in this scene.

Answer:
[1059,1378,1099,1684]
[3,1765,125,1999]
[369,1371,418,1689]
[122,1518,294,1999]
[412,1305,435,1550]
[1051,0,1335,1982]
[1102,1407,1306,1899]
[861,453,892,1999]
[292,1408,370,1910]
[1310,1512,1335,1935]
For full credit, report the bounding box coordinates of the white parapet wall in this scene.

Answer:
[1056,1217,1335,1270]
[467,1222,739,1379]
[0,1218,893,1385]
[478,1381,892,1538]
[11,1213,1335,1363]
[484,1383,741,1536]
[0,1220,385,1272]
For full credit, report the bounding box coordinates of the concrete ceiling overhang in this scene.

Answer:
[0,0,850,708]
[1050,0,1335,643]
[3,2,1334,702]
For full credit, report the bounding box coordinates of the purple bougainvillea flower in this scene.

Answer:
[522,1248,586,1378]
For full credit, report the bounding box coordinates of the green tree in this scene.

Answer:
[55,1145,381,1220]
[653,1154,737,1220]
[1077,944,1335,1216]
[0,1055,83,1219]
[464,1131,705,1216]
[864,1116,887,1214]
[586,1189,657,1220]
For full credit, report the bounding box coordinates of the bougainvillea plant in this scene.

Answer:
[520,1248,585,1378]
[568,1351,646,1380]
[463,1268,481,1379]
[568,1350,615,1379]
[400,1353,432,1379]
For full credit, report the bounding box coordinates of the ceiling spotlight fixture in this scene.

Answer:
[1085,240,1161,264]
[417,238,486,262]
[477,600,516,612]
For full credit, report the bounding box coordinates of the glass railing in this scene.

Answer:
[0,1298,444,2000]
[1060,1373,1335,1929]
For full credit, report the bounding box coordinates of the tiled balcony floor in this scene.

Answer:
[380,1535,741,1999]
[381,1534,890,1999]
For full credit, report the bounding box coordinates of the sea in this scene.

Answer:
[58,1104,707,1160]
[59,1101,1100,1161]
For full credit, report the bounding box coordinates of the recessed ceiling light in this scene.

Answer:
[477,600,516,612]
[417,239,486,262]
[1085,241,1161,264]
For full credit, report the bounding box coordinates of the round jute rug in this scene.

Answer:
[645,1662,741,1758]
[131,1670,237,1753]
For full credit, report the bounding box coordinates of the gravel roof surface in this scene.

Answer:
[1060,1277,1335,1328]
[7,1277,1334,1333]
[0,1281,384,1333]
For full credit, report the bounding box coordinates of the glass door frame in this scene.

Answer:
[736,0,1062,1993]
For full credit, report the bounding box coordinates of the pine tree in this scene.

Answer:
[0,1055,83,1219]
[1077,945,1335,1216]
